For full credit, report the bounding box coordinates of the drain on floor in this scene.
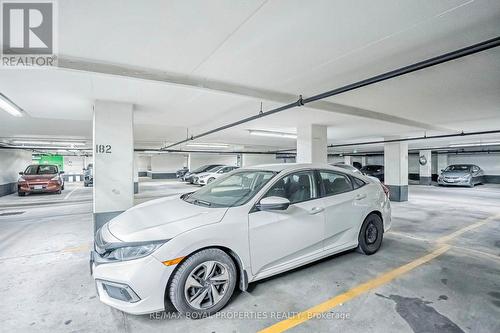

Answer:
[0,211,25,216]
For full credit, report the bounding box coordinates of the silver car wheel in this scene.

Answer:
[184,260,230,310]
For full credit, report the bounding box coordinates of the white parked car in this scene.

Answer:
[91,163,391,317]
[193,165,239,185]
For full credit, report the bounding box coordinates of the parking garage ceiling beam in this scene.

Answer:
[56,57,447,132]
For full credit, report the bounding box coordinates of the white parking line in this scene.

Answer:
[64,187,79,200]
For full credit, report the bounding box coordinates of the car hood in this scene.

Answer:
[22,174,56,180]
[195,172,211,178]
[106,195,228,242]
[442,171,470,177]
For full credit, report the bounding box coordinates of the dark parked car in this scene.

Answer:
[360,165,384,181]
[182,164,223,183]
[175,167,189,179]
[18,164,65,196]
[438,164,484,187]
[83,163,93,187]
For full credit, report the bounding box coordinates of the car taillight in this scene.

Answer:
[380,183,390,199]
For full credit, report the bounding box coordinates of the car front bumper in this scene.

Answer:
[90,251,175,315]
[438,178,471,186]
[18,181,61,193]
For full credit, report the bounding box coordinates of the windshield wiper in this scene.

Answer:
[193,199,212,207]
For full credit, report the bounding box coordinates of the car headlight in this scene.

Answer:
[51,176,59,181]
[103,243,163,261]
[19,177,26,182]
[199,174,208,179]
[462,174,471,180]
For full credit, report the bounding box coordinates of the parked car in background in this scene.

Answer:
[83,163,93,187]
[91,163,391,316]
[333,162,362,174]
[193,165,239,185]
[18,164,65,196]
[176,167,189,179]
[360,165,384,181]
[438,164,484,187]
[182,164,223,183]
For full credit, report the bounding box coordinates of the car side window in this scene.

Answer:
[264,171,317,204]
[472,166,479,172]
[352,177,366,189]
[319,171,353,196]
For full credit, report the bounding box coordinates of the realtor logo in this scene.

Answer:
[1,1,57,66]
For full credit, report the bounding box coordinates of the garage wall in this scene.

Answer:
[137,155,151,176]
[149,154,187,179]
[367,155,384,165]
[0,149,33,196]
[62,155,86,182]
[241,154,278,167]
[188,154,238,170]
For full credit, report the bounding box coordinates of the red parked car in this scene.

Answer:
[18,164,65,196]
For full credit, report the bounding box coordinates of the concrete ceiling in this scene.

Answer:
[0,0,499,152]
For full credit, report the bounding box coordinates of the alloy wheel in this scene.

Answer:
[184,261,230,310]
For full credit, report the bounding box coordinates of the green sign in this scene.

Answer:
[32,154,64,171]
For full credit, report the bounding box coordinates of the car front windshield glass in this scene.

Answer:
[182,170,276,208]
[446,165,471,172]
[24,165,58,175]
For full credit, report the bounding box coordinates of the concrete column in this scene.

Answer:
[437,154,448,174]
[419,150,432,185]
[343,155,352,165]
[133,152,139,194]
[384,141,408,202]
[361,156,367,166]
[296,124,327,164]
[93,101,134,233]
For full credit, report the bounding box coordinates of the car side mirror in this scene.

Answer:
[19,171,23,175]
[257,196,290,211]
[441,169,444,172]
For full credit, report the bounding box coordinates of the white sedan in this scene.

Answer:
[193,165,239,185]
[91,163,391,317]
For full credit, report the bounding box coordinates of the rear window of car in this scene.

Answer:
[319,171,353,196]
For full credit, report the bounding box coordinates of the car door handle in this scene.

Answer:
[309,207,324,215]
[355,194,367,200]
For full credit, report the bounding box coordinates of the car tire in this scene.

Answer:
[18,191,25,196]
[357,213,384,255]
[169,248,237,319]
[62,184,65,190]
[207,178,215,184]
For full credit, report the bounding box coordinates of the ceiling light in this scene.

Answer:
[12,140,85,146]
[0,93,23,117]
[449,142,500,148]
[185,143,230,149]
[248,129,297,139]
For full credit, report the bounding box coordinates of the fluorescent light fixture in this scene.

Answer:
[12,140,85,146]
[185,143,230,149]
[449,142,500,148]
[0,93,23,117]
[248,129,297,139]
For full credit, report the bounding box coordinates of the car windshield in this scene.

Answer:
[207,166,224,173]
[24,165,58,175]
[192,165,218,173]
[182,170,276,208]
[445,165,471,172]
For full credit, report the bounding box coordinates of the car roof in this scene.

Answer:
[245,163,348,173]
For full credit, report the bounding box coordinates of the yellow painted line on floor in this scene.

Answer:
[258,245,451,333]
[63,244,90,253]
[435,213,500,244]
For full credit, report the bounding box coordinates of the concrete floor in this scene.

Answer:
[1,180,499,332]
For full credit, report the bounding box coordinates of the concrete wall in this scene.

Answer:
[189,154,238,170]
[448,153,500,175]
[0,149,33,196]
[148,154,187,179]
[137,155,151,172]
[241,154,278,167]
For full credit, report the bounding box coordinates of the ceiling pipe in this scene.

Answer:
[163,36,500,149]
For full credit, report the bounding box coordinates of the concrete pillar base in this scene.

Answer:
[387,185,408,202]
[93,211,123,234]
[134,182,139,194]
[419,177,432,185]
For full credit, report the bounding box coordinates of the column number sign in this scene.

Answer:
[95,144,112,154]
